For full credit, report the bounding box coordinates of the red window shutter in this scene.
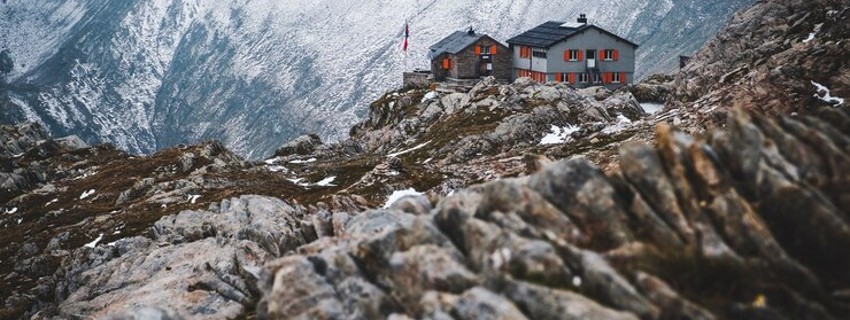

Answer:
[476,46,481,55]
[600,49,605,60]
[613,50,620,61]
[564,50,570,61]
[578,50,584,61]
[555,73,562,82]
[443,58,450,69]
[569,73,576,85]
[491,46,497,55]
[621,72,627,83]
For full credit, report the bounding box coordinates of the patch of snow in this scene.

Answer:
[422,157,433,164]
[45,199,59,207]
[812,81,845,106]
[187,194,201,204]
[268,165,288,173]
[5,207,18,215]
[264,157,283,165]
[388,141,431,158]
[79,189,96,200]
[540,124,581,145]
[421,91,439,103]
[803,23,823,43]
[17,218,23,225]
[572,276,583,287]
[602,115,636,134]
[84,233,104,248]
[640,102,664,114]
[387,171,400,176]
[315,176,337,187]
[289,158,317,164]
[106,237,127,247]
[383,188,424,208]
[287,178,311,187]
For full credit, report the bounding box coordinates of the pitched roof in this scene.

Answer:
[428,31,484,60]
[506,22,639,48]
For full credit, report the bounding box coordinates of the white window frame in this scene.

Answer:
[612,72,621,84]
[568,50,580,61]
[594,73,602,83]
[603,49,614,61]
[578,73,589,83]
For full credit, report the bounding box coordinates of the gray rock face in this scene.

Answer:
[2,108,850,319]
[671,0,850,128]
[275,134,323,158]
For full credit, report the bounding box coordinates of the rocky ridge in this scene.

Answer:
[3,105,850,319]
[0,78,660,318]
[671,0,850,128]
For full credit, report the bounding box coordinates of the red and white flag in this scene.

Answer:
[402,21,409,52]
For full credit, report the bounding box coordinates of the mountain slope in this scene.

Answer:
[0,0,753,158]
[670,0,849,128]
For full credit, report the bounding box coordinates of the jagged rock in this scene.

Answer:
[628,74,674,103]
[671,0,850,127]
[275,134,323,157]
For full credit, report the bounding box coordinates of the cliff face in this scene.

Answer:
[671,0,850,128]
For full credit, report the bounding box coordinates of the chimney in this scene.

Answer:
[467,27,476,35]
[577,14,588,24]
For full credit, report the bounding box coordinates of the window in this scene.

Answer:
[442,58,451,70]
[578,73,589,83]
[603,49,620,61]
[567,49,580,61]
[519,46,531,58]
[612,72,621,83]
[532,49,547,58]
[477,45,491,55]
[594,73,602,83]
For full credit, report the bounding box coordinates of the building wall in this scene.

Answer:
[511,26,637,89]
[546,27,636,89]
[431,37,511,82]
[431,53,451,82]
[511,46,548,77]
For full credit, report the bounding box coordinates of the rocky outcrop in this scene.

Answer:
[274,134,323,157]
[671,0,850,128]
[3,107,848,319]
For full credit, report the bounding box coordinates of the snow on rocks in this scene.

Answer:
[289,158,317,164]
[388,141,431,158]
[812,81,845,106]
[84,233,104,248]
[187,195,202,204]
[421,91,439,103]
[79,189,96,200]
[803,23,823,43]
[45,198,59,207]
[383,188,424,208]
[639,102,664,114]
[540,124,581,145]
[314,176,337,187]
[5,207,18,215]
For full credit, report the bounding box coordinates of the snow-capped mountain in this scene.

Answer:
[0,0,753,158]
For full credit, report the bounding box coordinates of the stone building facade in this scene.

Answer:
[429,30,511,82]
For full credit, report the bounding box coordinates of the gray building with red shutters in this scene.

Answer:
[506,15,638,89]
